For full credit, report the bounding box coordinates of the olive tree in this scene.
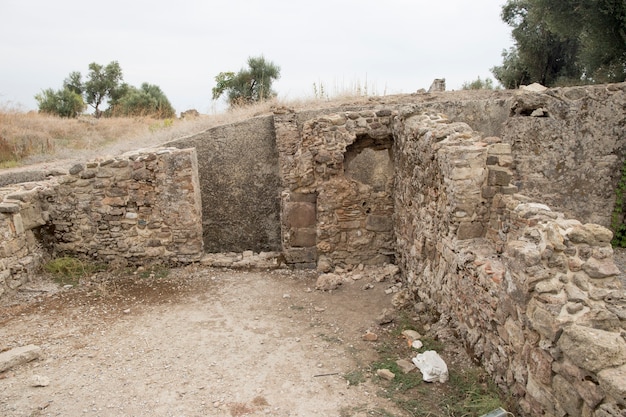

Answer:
[212,56,281,106]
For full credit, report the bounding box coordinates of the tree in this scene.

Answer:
[63,71,83,95]
[491,48,532,89]
[35,87,85,118]
[36,62,175,118]
[492,0,626,87]
[461,76,498,90]
[534,0,626,83]
[83,61,123,117]
[107,83,175,118]
[492,0,581,88]
[212,56,281,106]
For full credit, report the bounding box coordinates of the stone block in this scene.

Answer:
[289,192,317,203]
[12,213,24,235]
[488,167,512,186]
[482,186,498,199]
[526,374,558,416]
[528,347,553,385]
[0,202,20,213]
[527,299,560,341]
[366,215,393,232]
[558,325,626,372]
[582,257,620,278]
[283,247,317,264]
[486,155,499,166]
[285,202,316,228]
[457,221,484,240]
[290,228,316,247]
[488,143,512,155]
[598,364,626,405]
[0,345,41,372]
[553,375,583,417]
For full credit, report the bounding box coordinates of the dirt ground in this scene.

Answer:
[0,265,437,417]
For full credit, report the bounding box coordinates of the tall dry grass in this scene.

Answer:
[0,92,380,169]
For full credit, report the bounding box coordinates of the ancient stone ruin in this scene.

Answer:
[1,83,625,416]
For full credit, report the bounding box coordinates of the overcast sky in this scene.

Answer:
[0,0,513,114]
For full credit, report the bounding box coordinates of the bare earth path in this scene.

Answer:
[0,266,407,417]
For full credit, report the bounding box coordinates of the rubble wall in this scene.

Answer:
[0,147,203,298]
[47,148,204,263]
[0,183,50,297]
[274,108,397,268]
[390,110,626,417]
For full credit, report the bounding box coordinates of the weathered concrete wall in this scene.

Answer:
[167,116,282,253]
[500,84,626,226]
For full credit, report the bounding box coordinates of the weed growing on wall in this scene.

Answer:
[611,157,626,246]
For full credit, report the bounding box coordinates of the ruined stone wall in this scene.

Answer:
[480,194,626,416]
[274,108,397,268]
[0,183,50,297]
[390,110,625,417]
[0,147,203,298]
[47,148,203,263]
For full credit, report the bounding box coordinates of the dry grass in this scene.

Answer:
[0,95,380,169]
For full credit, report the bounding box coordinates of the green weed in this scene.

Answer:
[371,358,422,392]
[43,256,107,286]
[343,369,366,386]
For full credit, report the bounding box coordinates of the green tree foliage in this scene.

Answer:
[83,61,123,117]
[461,76,498,90]
[492,0,581,88]
[492,0,625,87]
[63,71,83,95]
[212,56,281,106]
[535,0,626,83]
[36,62,175,118]
[107,83,175,118]
[35,87,85,118]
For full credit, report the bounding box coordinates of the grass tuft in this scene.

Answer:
[42,256,107,286]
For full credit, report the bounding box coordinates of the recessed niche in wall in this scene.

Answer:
[344,134,394,192]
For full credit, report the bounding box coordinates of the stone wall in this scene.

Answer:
[274,108,397,268]
[0,183,50,297]
[0,147,203,297]
[47,148,203,263]
[274,103,625,415]
[389,110,625,417]
[0,85,625,416]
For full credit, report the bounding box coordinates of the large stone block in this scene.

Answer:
[553,375,583,417]
[582,257,620,278]
[290,228,316,247]
[283,247,317,264]
[488,167,512,186]
[366,215,393,232]
[285,202,316,228]
[558,325,626,373]
[0,344,41,372]
[457,221,484,240]
[598,364,626,405]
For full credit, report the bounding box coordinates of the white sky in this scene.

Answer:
[0,0,513,114]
